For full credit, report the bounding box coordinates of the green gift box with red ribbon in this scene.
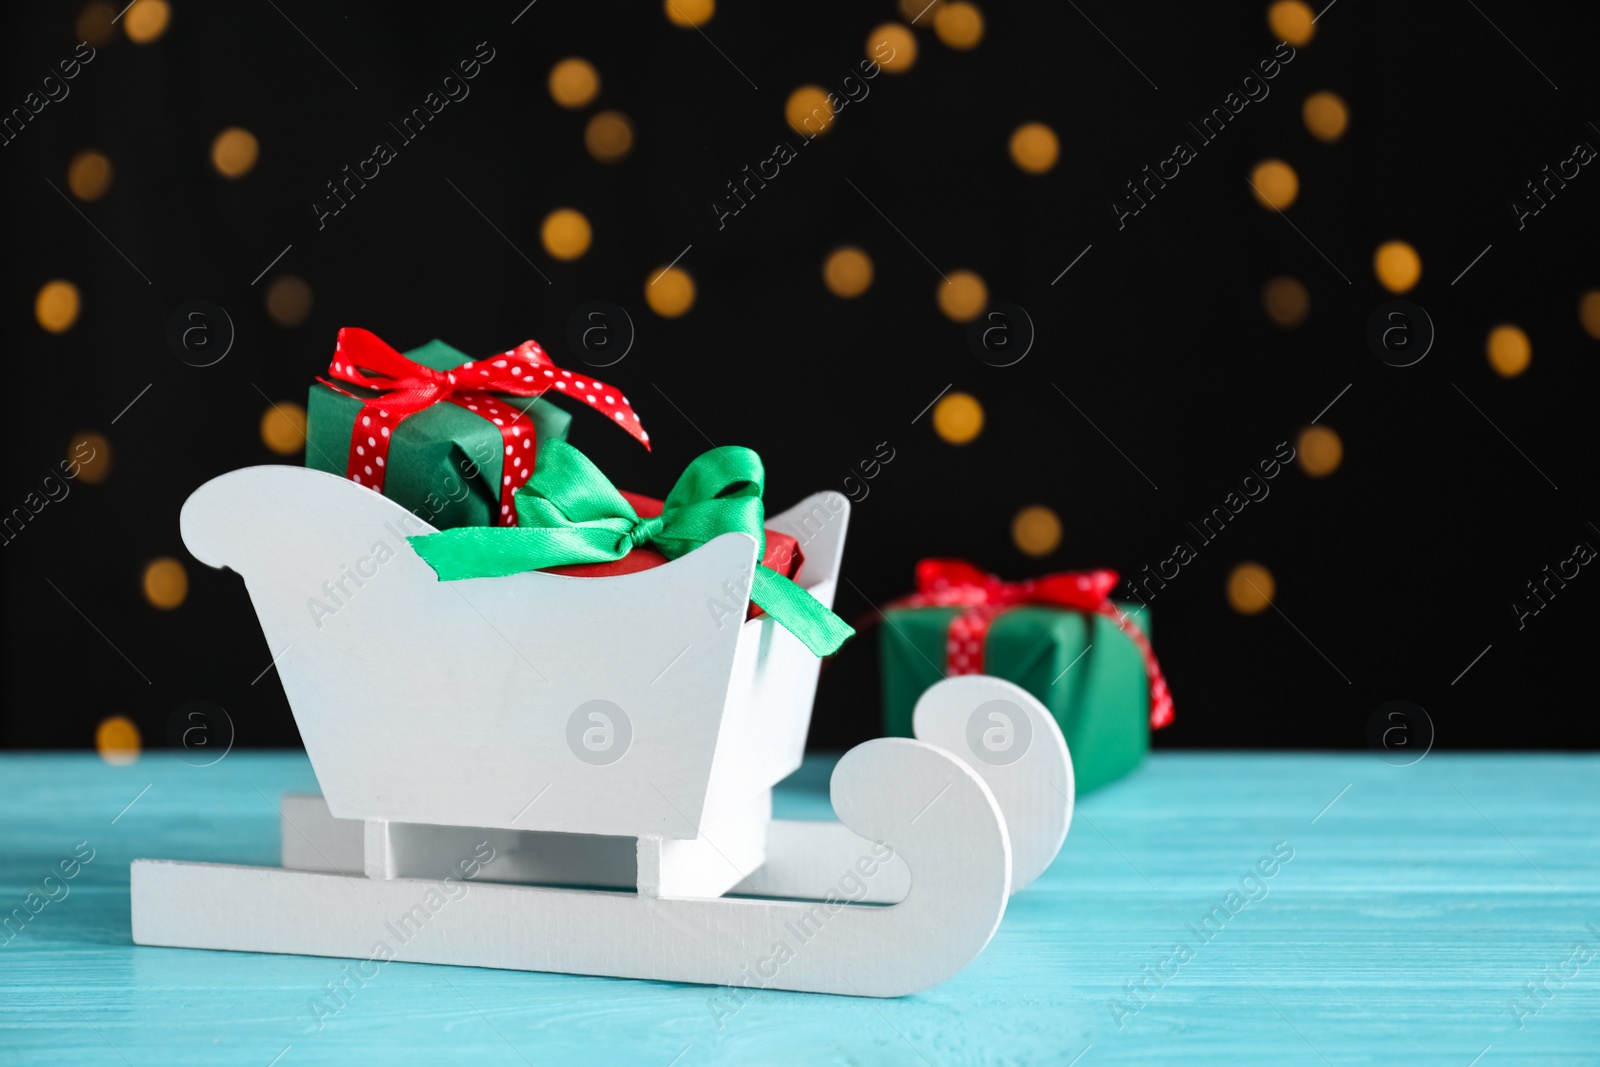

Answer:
[881,560,1173,794]
[305,328,648,530]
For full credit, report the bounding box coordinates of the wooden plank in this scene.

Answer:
[2,752,1597,1064]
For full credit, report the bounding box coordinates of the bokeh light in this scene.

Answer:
[1261,276,1310,328]
[1009,123,1059,175]
[585,111,634,163]
[1373,241,1421,293]
[36,280,81,334]
[1486,324,1531,378]
[68,150,114,201]
[823,247,874,298]
[785,86,834,137]
[934,2,984,49]
[937,271,988,322]
[265,275,313,328]
[646,267,696,318]
[1302,92,1348,142]
[1227,563,1275,614]
[1249,159,1298,210]
[1578,291,1600,340]
[260,402,308,456]
[1012,506,1062,557]
[143,557,188,610]
[664,0,714,27]
[96,715,141,765]
[549,58,599,109]
[78,2,116,47]
[868,23,917,73]
[1297,425,1342,477]
[932,391,983,444]
[124,0,170,44]
[211,127,259,179]
[1267,1,1315,46]
[70,432,113,484]
[542,208,592,261]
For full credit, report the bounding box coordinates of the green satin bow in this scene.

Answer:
[406,440,855,657]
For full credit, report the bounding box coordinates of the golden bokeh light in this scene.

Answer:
[1267,1,1315,46]
[823,247,874,298]
[1486,324,1531,378]
[68,150,114,201]
[1262,276,1310,328]
[1302,92,1348,142]
[36,280,81,334]
[70,432,113,485]
[1227,563,1275,615]
[96,715,141,765]
[1578,291,1600,340]
[937,271,988,322]
[868,23,917,73]
[211,127,259,179]
[1297,425,1343,477]
[1249,159,1298,210]
[646,267,696,318]
[260,401,308,456]
[934,2,984,50]
[585,110,634,163]
[541,208,593,261]
[1373,240,1421,294]
[932,391,984,445]
[785,86,835,137]
[265,275,314,328]
[78,2,116,47]
[1009,123,1060,175]
[143,557,188,610]
[665,0,715,27]
[1012,505,1062,558]
[124,0,170,44]
[549,58,600,109]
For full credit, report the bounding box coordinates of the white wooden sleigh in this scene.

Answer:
[131,466,1074,996]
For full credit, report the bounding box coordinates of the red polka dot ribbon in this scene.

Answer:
[888,559,1174,729]
[320,327,649,526]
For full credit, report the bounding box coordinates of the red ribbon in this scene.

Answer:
[890,559,1174,729]
[321,327,649,525]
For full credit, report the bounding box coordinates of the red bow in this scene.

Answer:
[322,327,648,525]
[892,559,1173,729]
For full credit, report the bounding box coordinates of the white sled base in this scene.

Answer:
[132,677,1073,997]
[136,467,1071,995]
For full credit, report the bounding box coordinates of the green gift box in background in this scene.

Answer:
[881,561,1172,795]
[305,329,650,530]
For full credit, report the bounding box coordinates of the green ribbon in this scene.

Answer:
[406,440,855,657]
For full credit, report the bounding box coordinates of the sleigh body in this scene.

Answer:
[132,466,1074,995]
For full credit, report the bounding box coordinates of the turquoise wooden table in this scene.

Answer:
[2,752,1596,1065]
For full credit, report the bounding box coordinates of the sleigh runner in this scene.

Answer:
[131,465,1074,996]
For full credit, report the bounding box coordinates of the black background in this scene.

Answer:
[3,0,1597,753]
